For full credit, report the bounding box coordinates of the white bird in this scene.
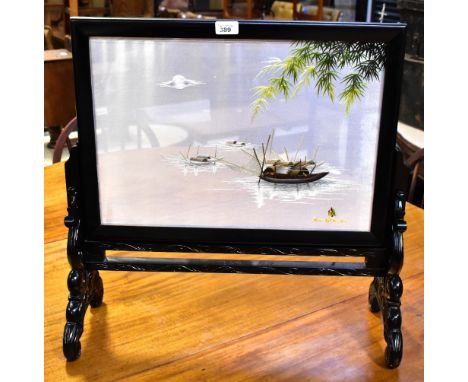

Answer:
[158,74,205,90]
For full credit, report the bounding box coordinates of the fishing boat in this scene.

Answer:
[189,155,220,165]
[260,169,329,184]
[180,145,222,165]
[226,140,247,147]
[252,132,329,184]
[260,162,328,184]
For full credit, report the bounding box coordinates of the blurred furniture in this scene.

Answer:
[45,0,66,26]
[53,117,77,163]
[179,10,217,18]
[397,131,424,207]
[44,25,55,50]
[44,1,67,48]
[223,0,260,18]
[397,0,424,129]
[158,0,224,18]
[46,1,111,47]
[157,7,184,16]
[67,0,112,16]
[270,1,302,18]
[158,0,188,11]
[111,0,154,16]
[44,49,76,148]
[303,4,341,20]
[64,1,112,34]
[405,147,423,206]
[157,7,217,17]
[191,0,224,17]
[293,0,323,19]
[269,0,325,20]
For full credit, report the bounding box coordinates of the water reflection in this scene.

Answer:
[219,165,363,209]
[163,154,227,176]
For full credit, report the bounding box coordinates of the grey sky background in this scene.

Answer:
[90,37,385,231]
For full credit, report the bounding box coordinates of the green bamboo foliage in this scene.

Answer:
[251,41,387,118]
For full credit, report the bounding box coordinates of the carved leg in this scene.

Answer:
[63,153,105,361]
[369,275,403,369]
[63,269,104,361]
[368,190,406,368]
[63,269,87,361]
[382,274,403,369]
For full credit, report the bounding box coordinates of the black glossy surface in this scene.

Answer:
[70,18,406,248]
[89,256,383,276]
[62,19,408,367]
[63,147,104,362]
[368,190,406,369]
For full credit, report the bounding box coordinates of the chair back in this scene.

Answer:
[53,117,77,164]
[396,132,424,207]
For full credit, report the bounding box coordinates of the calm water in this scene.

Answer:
[90,38,384,232]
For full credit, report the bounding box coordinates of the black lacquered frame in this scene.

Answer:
[63,18,407,368]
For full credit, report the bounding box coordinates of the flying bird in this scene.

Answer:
[158,74,205,90]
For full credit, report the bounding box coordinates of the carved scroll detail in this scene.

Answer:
[63,183,104,361]
[368,190,406,369]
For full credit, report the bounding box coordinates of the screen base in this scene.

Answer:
[62,145,407,367]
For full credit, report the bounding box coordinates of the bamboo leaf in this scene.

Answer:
[251,40,387,117]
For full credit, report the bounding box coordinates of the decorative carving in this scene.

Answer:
[63,150,104,361]
[368,190,406,368]
[88,256,378,276]
[63,269,103,361]
[90,241,387,258]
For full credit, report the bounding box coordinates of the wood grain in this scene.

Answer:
[44,163,424,381]
[44,163,67,243]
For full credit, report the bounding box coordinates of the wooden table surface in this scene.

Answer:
[44,49,72,62]
[44,162,424,381]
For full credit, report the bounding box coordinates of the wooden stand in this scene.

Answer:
[368,190,406,368]
[62,144,408,368]
[62,155,104,360]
